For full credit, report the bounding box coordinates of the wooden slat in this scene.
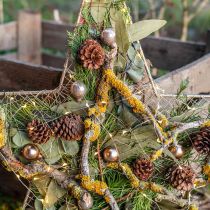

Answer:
[42,53,66,69]
[18,11,42,64]
[0,52,17,60]
[141,36,206,71]
[156,53,210,94]
[0,21,17,51]
[0,58,62,91]
[42,21,74,51]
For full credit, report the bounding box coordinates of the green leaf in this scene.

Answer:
[127,69,144,83]
[43,180,66,209]
[38,137,62,164]
[110,9,130,54]
[9,127,18,137]
[33,175,51,196]
[90,3,107,23]
[12,131,31,147]
[51,101,93,116]
[118,105,139,128]
[61,139,79,156]
[34,198,43,210]
[127,20,167,42]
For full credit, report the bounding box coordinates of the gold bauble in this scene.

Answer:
[169,145,184,159]
[22,144,41,161]
[103,146,119,162]
[101,28,116,48]
[70,81,87,102]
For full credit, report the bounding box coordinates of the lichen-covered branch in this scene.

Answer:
[0,145,92,208]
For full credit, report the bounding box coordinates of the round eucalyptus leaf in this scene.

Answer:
[12,131,31,147]
[61,139,79,156]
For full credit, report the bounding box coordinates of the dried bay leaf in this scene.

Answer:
[105,125,158,160]
[43,180,66,209]
[90,3,107,24]
[33,175,51,196]
[127,20,166,42]
[110,9,130,54]
[51,100,93,116]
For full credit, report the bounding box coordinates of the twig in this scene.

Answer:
[0,0,3,24]
[171,119,208,142]
[155,194,188,207]
[102,192,133,210]
[181,0,209,41]
[22,187,31,210]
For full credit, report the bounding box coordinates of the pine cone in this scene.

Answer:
[132,158,154,181]
[51,114,84,141]
[191,127,210,154]
[79,39,105,70]
[169,165,196,191]
[27,120,52,144]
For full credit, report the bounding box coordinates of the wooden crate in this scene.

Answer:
[0,10,210,201]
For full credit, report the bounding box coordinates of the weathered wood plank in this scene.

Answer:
[206,30,210,53]
[0,58,62,91]
[42,21,74,51]
[0,22,17,51]
[156,53,210,94]
[141,36,206,71]
[42,53,66,69]
[0,52,17,60]
[18,11,42,64]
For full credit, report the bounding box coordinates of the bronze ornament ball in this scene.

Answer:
[22,144,41,161]
[70,81,87,102]
[100,28,116,48]
[169,144,184,159]
[103,146,119,162]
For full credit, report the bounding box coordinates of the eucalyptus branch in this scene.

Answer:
[0,145,93,208]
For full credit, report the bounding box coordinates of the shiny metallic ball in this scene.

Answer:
[78,192,93,210]
[103,146,119,162]
[22,144,40,161]
[101,28,116,48]
[70,81,87,102]
[169,145,184,159]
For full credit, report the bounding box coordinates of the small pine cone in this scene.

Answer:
[169,165,196,191]
[51,114,84,141]
[27,120,52,144]
[79,39,105,70]
[191,127,210,154]
[132,158,154,181]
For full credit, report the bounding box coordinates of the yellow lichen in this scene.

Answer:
[189,204,198,210]
[107,162,140,188]
[150,148,163,162]
[80,175,108,196]
[104,69,146,114]
[201,120,210,128]
[203,165,210,182]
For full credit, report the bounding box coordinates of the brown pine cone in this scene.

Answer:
[51,113,84,141]
[132,158,154,181]
[191,127,210,154]
[27,119,52,144]
[169,165,196,191]
[79,39,105,70]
